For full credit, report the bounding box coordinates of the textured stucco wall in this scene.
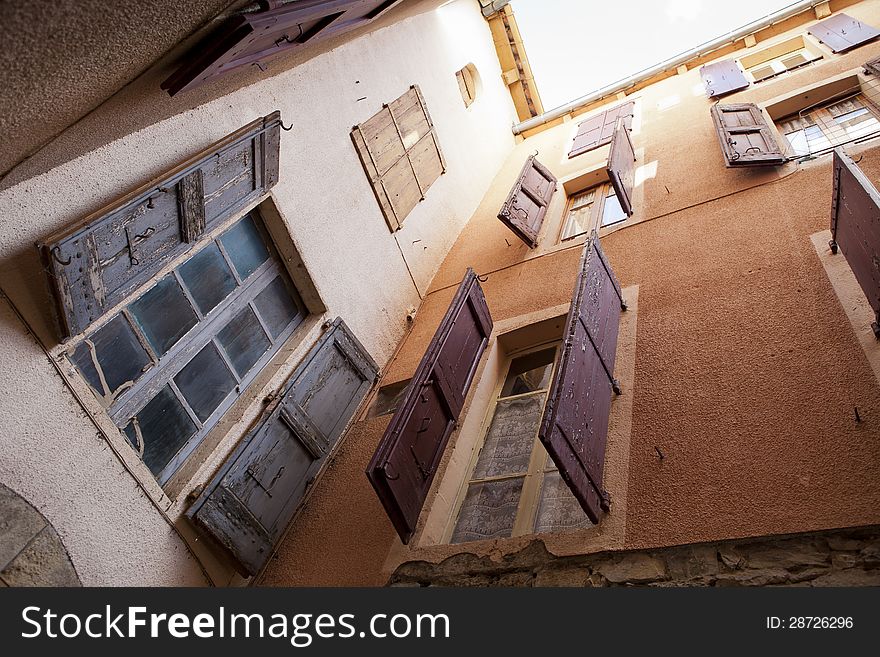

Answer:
[263,2,880,585]
[0,0,515,585]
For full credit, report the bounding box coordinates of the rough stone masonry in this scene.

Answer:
[390,526,880,587]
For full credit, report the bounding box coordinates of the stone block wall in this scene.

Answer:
[390,526,880,587]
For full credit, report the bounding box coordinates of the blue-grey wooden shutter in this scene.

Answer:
[367,269,492,544]
[187,318,378,576]
[38,113,283,339]
[538,231,625,523]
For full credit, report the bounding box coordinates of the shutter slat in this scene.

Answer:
[606,122,636,217]
[367,269,493,544]
[809,13,880,53]
[709,103,785,167]
[700,59,750,98]
[38,113,283,340]
[497,156,558,248]
[831,148,880,335]
[188,318,378,575]
[538,232,624,523]
[162,0,404,96]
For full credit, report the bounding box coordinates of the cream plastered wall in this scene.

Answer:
[0,0,516,585]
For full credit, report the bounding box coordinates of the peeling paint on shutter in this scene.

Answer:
[38,113,283,340]
[538,231,625,523]
[351,85,445,232]
[569,101,635,158]
[809,13,880,53]
[710,103,785,167]
[830,148,880,336]
[497,156,557,248]
[700,59,750,98]
[162,0,404,96]
[605,122,636,216]
[187,318,378,576]
[367,269,492,544]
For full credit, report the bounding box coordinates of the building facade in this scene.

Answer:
[1,0,879,587]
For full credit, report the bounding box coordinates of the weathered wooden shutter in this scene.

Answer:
[710,103,785,167]
[538,231,625,523]
[569,101,635,158]
[700,60,750,98]
[497,156,557,248]
[605,122,636,216]
[163,0,404,96]
[367,269,492,544]
[809,13,880,53]
[830,148,880,336]
[188,318,378,575]
[865,55,880,76]
[38,113,282,339]
[351,85,446,232]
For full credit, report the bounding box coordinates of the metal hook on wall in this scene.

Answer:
[281,120,294,131]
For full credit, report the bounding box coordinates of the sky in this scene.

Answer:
[510,0,801,110]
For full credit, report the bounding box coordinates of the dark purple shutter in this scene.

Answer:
[700,59,750,98]
[831,148,880,336]
[367,269,492,543]
[569,101,635,158]
[606,122,636,216]
[188,318,378,575]
[497,156,557,248]
[710,103,785,167]
[162,0,403,96]
[538,231,625,523]
[38,113,282,339]
[809,13,880,53]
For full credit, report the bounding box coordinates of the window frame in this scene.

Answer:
[738,34,824,84]
[445,339,590,544]
[559,181,626,243]
[777,91,880,158]
[67,210,309,486]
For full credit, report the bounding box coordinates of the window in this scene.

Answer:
[560,183,626,241]
[779,94,880,157]
[69,212,308,484]
[368,237,625,545]
[455,64,480,107]
[739,35,823,84]
[351,85,445,232]
[450,344,590,543]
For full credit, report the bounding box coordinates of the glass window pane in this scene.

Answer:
[217,306,271,378]
[785,129,809,156]
[253,276,304,339]
[123,386,197,478]
[501,348,556,397]
[178,243,237,315]
[601,190,627,226]
[473,393,546,479]
[129,275,198,356]
[535,470,592,534]
[451,478,524,544]
[220,214,270,280]
[367,378,412,418]
[562,204,593,240]
[173,342,236,422]
[804,124,831,152]
[71,315,151,397]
